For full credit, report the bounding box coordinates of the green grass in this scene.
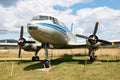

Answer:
[0,53,120,80]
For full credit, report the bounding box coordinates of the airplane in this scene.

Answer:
[16,13,120,68]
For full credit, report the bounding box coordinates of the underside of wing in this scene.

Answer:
[101,40,120,46]
[0,43,18,47]
[110,40,120,47]
[67,40,87,49]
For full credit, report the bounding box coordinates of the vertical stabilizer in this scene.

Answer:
[70,23,74,34]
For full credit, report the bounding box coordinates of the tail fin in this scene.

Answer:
[70,23,74,34]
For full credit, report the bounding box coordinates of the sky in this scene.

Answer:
[0,0,120,40]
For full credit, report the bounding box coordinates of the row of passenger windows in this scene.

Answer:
[32,15,66,28]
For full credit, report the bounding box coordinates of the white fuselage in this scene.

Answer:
[27,14,102,49]
[27,14,75,48]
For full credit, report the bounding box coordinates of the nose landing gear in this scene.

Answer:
[43,43,51,68]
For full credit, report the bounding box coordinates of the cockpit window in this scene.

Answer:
[32,15,66,28]
[32,15,49,20]
[40,16,49,20]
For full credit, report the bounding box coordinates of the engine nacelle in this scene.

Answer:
[86,39,101,50]
[22,43,41,52]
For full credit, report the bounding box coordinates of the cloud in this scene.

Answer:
[0,0,120,40]
[0,0,85,32]
[54,0,93,7]
[75,7,120,40]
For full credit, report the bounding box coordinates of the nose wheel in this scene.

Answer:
[43,43,51,68]
[44,59,50,68]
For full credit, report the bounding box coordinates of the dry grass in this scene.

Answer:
[2,48,120,55]
[0,48,120,80]
[0,55,120,80]
[0,48,120,60]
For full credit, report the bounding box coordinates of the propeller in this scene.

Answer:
[76,21,111,58]
[17,26,36,58]
[76,21,111,45]
[76,34,88,39]
[18,26,25,58]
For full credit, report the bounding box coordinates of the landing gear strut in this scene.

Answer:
[89,50,97,62]
[43,44,50,68]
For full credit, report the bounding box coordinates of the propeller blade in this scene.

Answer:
[20,26,24,38]
[93,21,99,35]
[25,41,36,43]
[98,39,111,44]
[18,26,24,58]
[18,46,22,58]
[76,34,88,39]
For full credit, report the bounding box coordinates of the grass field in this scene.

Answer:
[0,48,120,80]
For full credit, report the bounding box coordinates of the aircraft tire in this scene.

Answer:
[44,59,50,68]
[32,56,40,61]
[90,56,95,62]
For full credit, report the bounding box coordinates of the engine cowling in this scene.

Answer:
[22,43,41,52]
[88,35,98,44]
[18,38,26,46]
[86,35,101,50]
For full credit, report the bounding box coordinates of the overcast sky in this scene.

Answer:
[0,0,120,40]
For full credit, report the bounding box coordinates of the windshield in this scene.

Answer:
[32,15,67,28]
[32,15,49,20]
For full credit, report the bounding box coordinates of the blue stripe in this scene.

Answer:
[37,23,67,34]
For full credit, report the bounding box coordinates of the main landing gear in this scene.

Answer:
[31,43,50,68]
[32,56,40,61]
[32,50,40,61]
[88,49,97,62]
[90,54,97,62]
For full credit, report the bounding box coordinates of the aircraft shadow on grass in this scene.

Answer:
[23,53,120,71]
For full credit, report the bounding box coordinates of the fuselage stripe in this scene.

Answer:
[37,23,67,34]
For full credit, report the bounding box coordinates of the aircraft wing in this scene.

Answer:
[103,40,120,46]
[0,43,18,47]
[68,39,120,48]
[110,40,120,44]
[67,40,87,48]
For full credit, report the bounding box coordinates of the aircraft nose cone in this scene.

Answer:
[27,22,35,26]
[27,22,39,30]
